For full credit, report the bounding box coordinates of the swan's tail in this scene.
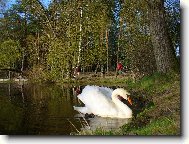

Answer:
[73,106,91,114]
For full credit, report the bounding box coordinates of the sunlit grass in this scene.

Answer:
[77,128,115,135]
[122,117,179,135]
[126,72,179,94]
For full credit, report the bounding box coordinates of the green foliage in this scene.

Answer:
[119,0,157,75]
[26,34,49,67]
[0,0,180,81]
[27,64,49,82]
[47,39,75,80]
[0,40,21,69]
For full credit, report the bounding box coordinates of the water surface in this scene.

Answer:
[0,83,132,135]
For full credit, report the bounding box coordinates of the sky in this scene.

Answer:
[6,0,52,9]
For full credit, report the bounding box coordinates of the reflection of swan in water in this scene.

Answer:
[87,116,130,130]
[74,85,132,118]
[75,114,130,131]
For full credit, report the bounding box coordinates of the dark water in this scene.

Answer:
[0,83,135,135]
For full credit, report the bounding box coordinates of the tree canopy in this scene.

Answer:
[0,0,180,81]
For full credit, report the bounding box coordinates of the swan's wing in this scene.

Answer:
[77,86,116,115]
[99,86,113,99]
[78,85,112,104]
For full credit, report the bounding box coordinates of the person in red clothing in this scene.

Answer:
[116,62,124,76]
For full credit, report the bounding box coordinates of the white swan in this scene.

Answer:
[73,85,133,118]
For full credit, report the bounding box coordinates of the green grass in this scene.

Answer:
[126,72,178,94]
[122,117,179,135]
[57,76,130,87]
[76,128,115,135]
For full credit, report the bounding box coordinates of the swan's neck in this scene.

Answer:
[112,93,132,117]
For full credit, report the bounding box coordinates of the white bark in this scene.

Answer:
[78,7,82,65]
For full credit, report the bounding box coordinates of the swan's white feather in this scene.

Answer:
[76,86,116,115]
[74,85,132,118]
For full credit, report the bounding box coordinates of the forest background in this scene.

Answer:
[0,0,180,82]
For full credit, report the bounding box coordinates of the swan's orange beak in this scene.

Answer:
[127,96,132,105]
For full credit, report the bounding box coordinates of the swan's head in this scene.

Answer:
[112,88,132,105]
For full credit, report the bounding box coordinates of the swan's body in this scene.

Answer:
[73,85,132,118]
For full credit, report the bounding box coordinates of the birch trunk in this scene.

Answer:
[77,7,82,66]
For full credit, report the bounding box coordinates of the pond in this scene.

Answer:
[0,83,140,135]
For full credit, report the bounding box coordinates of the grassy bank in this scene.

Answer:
[75,72,180,135]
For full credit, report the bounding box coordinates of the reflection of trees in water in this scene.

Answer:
[21,84,83,134]
[0,83,25,134]
[15,84,49,134]
[6,83,26,107]
[72,86,82,105]
[0,83,87,134]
